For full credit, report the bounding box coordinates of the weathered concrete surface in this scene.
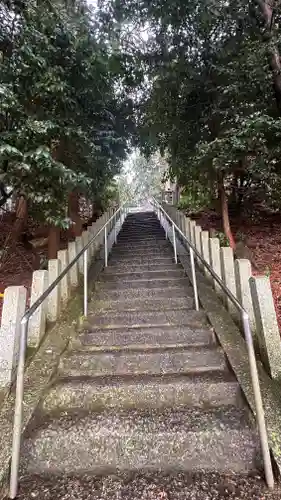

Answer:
[209,237,223,298]
[220,247,237,318]
[92,295,194,312]
[87,309,209,330]
[58,249,70,306]
[11,471,281,500]
[21,407,259,475]
[96,276,190,291]
[75,236,83,274]
[0,257,105,496]
[250,276,281,380]
[79,325,215,349]
[200,230,211,280]
[177,249,281,475]
[59,347,227,377]
[235,259,255,334]
[67,241,79,288]
[43,373,241,413]
[28,271,48,347]
[47,259,61,322]
[193,225,202,266]
[0,286,27,387]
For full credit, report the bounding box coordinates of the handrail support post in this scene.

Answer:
[104,226,108,267]
[9,318,29,499]
[83,249,88,317]
[172,222,177,264]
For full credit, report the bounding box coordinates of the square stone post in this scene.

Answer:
[75,235,83,274]
[200,230,211,280]
[0,286,27,387]
[82,230,91,267]
[220,247,237,317]
[184,217,191,243]
[28,270,48,346]
[235,259,255,334]
[193,225,202,265]
[58,249,70,306]
[249,276,281,380]
[209,237,223,298]
[190,220,196,246]
[68,241,78,288]
[47,259,61,322]
[90,222,98,257]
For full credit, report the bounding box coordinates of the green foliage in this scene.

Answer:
[98,0,281,213]
[213,231,230,248]
[116,151,168,204]
[177,186,212,213]
[0,0,134,224]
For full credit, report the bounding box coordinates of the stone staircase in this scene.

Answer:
[16,211,270,499]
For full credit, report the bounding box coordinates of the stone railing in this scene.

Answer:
[0,207,116,389]
[163,202,281,382]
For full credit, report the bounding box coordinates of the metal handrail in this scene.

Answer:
[9,203,126,499]
[151,197,274,489]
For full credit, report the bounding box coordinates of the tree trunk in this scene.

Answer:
[11,195,28,241]
[48,225,60,259]
[218,174,235,249]
[68,191,82,236]
[256,0,281,112]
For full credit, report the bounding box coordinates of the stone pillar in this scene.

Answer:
[47,259,61,322]
[194,225,202,265]
[28,270,48,346]
[58,249,70,306]
[235,259,255,334]
[96,215,104,248]
[0,286,27,387]
[82,230,91,266]
[184,217,191,243]
[90,222,98,258]
[190,220,196,246]
[68,241,78,288]
[249,276,281,380]
[220,247,237,317]
[75,235,83,274]
[209,237,223,298]
[200,230,211,280]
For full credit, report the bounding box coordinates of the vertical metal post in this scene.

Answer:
[9,318,29,499]
[190,247,199,311]
[172,223,177,264]
[83,249,88,317]
[114,213,117,244]
[104,225,108,267]
[242,312,274,489]
[165,219,168,239]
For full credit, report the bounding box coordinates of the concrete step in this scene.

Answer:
[59,347,226,377]
[100,269,185,281]
[86,309,209,330]
[117,236,166,243]
[105,263,179,273]
[93,286,194,301]
[78,325,215,349]
[95,277,191,290]
[21,407,259,474]
[15,471,281,500]
[114,241,171,250]
[117,232,164,238]
[91,296,194,312]
[43,373,242,413]
[108,256,174,266]
[112,248,174,257]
